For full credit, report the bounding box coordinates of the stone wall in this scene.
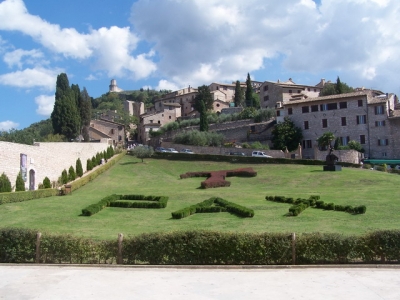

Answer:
[313,147,362,164]
[161,142,285,158]
[0,141,110,191]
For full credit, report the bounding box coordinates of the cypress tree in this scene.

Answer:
[15,172,25,191]
[68,166,76,182]
[234,80,244,107]
[199,100,209,132]
[76,158,83,177]
[61,169,68,184]
[245,73,253,107]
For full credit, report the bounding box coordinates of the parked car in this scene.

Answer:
[228,152,245,156]
[155,147,167,153]
[252,151,272,158]
[180,149,194,154]
[165,148,179,153]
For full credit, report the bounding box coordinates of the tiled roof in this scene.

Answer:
[283,91,370,105]
[389,110,400,118]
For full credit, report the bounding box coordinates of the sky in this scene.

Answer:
[0,0,399,130]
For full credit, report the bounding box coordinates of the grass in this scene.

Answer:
[1,154,400,240]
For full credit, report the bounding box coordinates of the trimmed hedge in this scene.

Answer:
[171,197,254,219]
[266,195,366,216]
[0,189,58,205]
[2,228,400,264]
[81,194,169,216]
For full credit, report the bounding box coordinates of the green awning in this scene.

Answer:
[363,159,400,165]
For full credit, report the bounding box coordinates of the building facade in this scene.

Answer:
[283,90,399,159]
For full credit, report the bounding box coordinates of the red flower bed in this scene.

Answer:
[180,168,257,189]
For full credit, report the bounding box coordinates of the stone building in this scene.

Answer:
[0,141,110,191]
[89,119,125,146]
[282,90,399,159]
[259,78,327,110]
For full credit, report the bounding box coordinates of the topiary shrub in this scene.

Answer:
[15,172,25,192]
[0,173,12,193]
[68,166,76,182]
[43,177,51,189]
[61,169,68,184]
[86,159,93,171]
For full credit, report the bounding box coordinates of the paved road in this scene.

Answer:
[1,265,400,300]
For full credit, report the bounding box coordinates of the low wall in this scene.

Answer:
[313,148,362,164]
[161,142,285,158]
[0,141,110,191]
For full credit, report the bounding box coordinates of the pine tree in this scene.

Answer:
[245,73,253,107]
[15,172,25,191]
[234,80,244,107]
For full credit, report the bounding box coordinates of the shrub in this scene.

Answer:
[0,173,12,193]
[43,177,51,189]
[0,189,58,205]
[15,172,25,192]
[68,166,76,182]
[86,159,93,171]
[76,158,83,177]
[61,169,68,185]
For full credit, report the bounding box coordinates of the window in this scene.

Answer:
[264,96,269,101]
[322,119,328,128]
[297,90,301,93]
[356,115,366,124]
[149,120,153,123]
[110,129,114,134]
[339,101,347,109]
[276,110,281,117]
[169,116,172,119]
[302,140,312,149]
[158,120,160,124]
[327,103,338,110]
[382,152,387,157]
[340,136,350,146]
[358,99,363,107]
[288,89,292,94]
[320,104,328,111]
[302,106,309,113]
[341,117,347,126]
[263,85,268,91]
[360,135,366,144]
[375,120,386,127]
[378,139,389,146]
[304,121,309,130]
[311,105,318,112]
[314,89,317,92]
[288,108,293,115]
[375,105,384,115]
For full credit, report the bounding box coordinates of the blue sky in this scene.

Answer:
[1,0,399,130]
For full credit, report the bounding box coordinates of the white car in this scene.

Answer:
[252,151,272,158]
[165,148,179,153]
[180,148,194,154]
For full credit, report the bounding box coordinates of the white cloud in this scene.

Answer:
[0,67,58,90]
[130,0,400,92]
[0,0,157,80]
[156,80,179,91]
[85,74,98,81]
[35,94,54,116]
[3,49,44,68]
[0,120,19,131]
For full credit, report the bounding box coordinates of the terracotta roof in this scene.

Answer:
[283,91,370,105]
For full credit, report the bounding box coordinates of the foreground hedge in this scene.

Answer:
[1,228,400,265]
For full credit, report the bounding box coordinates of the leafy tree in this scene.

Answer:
[339,140,365,153]
[51,73,81,140]
[15,172,25,191]
[131,146,154,163]
[76,158,83,177]
[320,76,354,96]
[199,100,209,132]
[245,73,253,107]
[43,177,51,189]
[194,85,213,112]
[234,80,244,107]
[271,117,303,151]
[68,166,76,182]
[0,173,12,193]
[317,132,335,150]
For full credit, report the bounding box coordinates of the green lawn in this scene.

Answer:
[1,155,400,240]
